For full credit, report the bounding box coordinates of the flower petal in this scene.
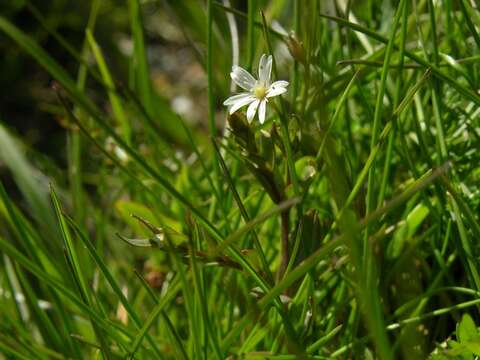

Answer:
[223,92,252,106]
[271,20,289,37]
[230,66,256,90]
[246,99,260,123]
[228,95,256,114]
[258,54,273,84]
[267,81,289,97]
[269,80,289,89]
[258,100,267,124]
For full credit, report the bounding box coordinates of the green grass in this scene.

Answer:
[1,1,480,359]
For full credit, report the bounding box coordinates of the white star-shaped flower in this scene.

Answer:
[223,54,289,124]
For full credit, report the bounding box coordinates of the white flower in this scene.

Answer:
[223,54,289,124]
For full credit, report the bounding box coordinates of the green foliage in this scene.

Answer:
[430,314,480,359]
[1,0,480,359]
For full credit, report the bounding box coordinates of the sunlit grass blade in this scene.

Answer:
[133,271,188,360]
[222,162,450,351]
[86,30,131,144]
[60,212,164,357]
[50,186,115,358]
[318,13,480,106]
[212,139,273,283]
[128,0,152,112]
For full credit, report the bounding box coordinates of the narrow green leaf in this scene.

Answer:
[86,30,131,143]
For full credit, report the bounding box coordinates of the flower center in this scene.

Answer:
[253,85,267,99]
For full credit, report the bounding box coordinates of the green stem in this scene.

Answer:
[291,0,301,107]
[362,2,407,359]
[278,209,290,282]
[247,0,256,70]
[206,0,216,138]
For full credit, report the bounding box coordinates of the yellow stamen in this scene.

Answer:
[253,85,267,99]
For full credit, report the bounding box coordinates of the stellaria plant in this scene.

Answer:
[1,1,480,359]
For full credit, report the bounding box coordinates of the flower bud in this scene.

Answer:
[227,112,256,154]
[287,32,306,64]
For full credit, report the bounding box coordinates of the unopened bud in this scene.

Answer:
[227,112,257,154]
[287,32,306,64]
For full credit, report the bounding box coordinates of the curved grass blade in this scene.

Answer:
[318,13,480,106]
[60,212,164,358]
